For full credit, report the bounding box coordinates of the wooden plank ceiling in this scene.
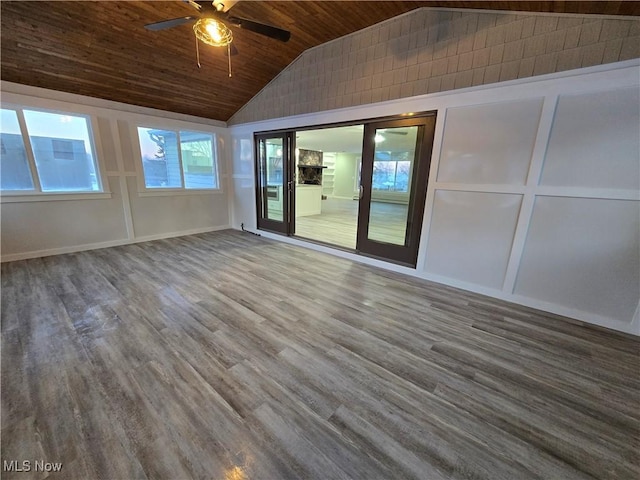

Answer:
[1,1,638,122]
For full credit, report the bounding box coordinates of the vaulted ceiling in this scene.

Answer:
[1,1,638,122]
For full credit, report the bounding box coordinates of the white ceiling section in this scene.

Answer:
[296,125,364,153]
[296,124,420,154]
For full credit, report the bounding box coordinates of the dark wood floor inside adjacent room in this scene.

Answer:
[1,230,638,479]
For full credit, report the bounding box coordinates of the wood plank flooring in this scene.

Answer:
[1,230,639,480]
[295,198,409,249]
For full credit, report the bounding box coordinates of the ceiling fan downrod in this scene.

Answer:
[194,32,232,77]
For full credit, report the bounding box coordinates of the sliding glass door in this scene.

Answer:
[294,125,364,249]
[254,113,435,267]
[357,116,436,266]
[255,132,293,234]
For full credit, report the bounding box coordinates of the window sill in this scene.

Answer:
[137,188,223,197]
[0,192,112,203]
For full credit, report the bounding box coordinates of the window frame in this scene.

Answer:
[134,124,221,195]
[0,104,108,200]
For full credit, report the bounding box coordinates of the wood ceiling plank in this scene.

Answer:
[2,1,637,121]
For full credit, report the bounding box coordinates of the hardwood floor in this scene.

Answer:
[2,230,639,479]
[295,198,409,249]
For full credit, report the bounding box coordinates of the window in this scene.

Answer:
[0,108,102,193]
[1,109,34,191]
[137,127,218,190]
[372,153,412,192]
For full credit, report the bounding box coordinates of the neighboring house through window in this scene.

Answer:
[0,108,102,193]
[137,127,218,190]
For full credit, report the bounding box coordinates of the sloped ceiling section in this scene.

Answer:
[1,2,638,122]
[229,8,640,125]
[0,1,435,121]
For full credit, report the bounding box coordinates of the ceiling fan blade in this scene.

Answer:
[227,16,290,42]
[187,0,205,9]
[144,16,196,31]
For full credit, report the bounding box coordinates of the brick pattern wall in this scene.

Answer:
[229,8,640,125]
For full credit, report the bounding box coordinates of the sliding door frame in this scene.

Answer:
[254,112,436,266]
[357,114,436,266]
[254,132,295,234]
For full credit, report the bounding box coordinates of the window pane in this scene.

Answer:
[367,126,418,246]
[138,127,182,188]
[395,161,411,192]
[180,131,217,189]
[23,110,101,192]
[1,109,34,191]
[372,159,396,190]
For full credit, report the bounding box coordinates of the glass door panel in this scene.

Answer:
[265,137,283,221]
[255,133,290,234]
[357,115,436,266]
[367,126,418,246]
[293,125,364,249]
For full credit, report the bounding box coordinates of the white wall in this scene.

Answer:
[333,153,359,199]
[229,60,640,335]
[1,82,232,261]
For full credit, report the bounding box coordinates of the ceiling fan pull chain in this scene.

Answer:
[195,34,201,69]
[228,43,232,77]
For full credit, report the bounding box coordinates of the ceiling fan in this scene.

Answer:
[144,0,291,76]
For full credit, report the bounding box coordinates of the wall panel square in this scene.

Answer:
[514,196,640,322]
[425,190,522,288]
[540,87,640,190]
[437,98,543,185]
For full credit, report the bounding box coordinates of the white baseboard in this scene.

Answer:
[330,195,358,200]
[0,225,231,262]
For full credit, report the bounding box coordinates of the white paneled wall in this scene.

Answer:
[425,191,522,289]
[509,85,640,325]
[1,82,232,261]
[425,81,640,332]
[230,60,640,334]
[515,197,639,322]
[541,87,640,190]
[1,177,129,254]
[436,98,542,185]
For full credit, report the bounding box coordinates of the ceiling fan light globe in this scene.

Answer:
[194,18,233,47]
[205,22,222,42]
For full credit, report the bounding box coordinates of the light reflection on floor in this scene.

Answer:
[295,197,408,249]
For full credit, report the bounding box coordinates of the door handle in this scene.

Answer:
[359,185,363,199]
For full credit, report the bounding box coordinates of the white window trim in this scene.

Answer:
[0,192,112,203]
[133,124,221,195]
[0,104,110,200]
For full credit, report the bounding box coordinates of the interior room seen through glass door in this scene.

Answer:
[294,125,364,249]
